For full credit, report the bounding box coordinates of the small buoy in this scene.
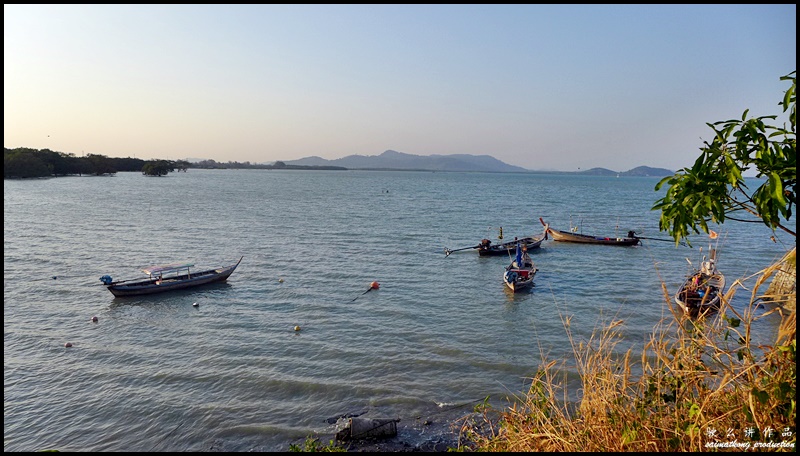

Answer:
[370,281,380,290]
[294,325,301,331]
[64,342,73,348]
[192,302,199,307]
[52,276,57,280]
[90,316,98,322]
[278,278,284,283]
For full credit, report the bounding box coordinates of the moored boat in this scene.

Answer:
[478,234,544,257]
[675,249,725,317]
[503,244,537,293]
[445,223,548,257]
[539,217,640,246]
[100,256,243,297]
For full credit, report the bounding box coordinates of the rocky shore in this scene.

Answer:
[289,400,493,452]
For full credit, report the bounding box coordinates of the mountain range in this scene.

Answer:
[279,150,673,176]
[282,150,526,172]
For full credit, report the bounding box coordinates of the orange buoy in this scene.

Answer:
[351,282,380,302]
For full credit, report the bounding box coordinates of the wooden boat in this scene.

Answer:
[539,218,640,246]
[675,250,725,317]
[444,224,548,257]
[478,235,544,257]
[503,244,538,293]
[100,256,243,297]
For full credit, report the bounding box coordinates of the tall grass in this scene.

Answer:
[459,255,796,452]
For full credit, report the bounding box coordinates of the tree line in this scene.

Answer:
[4,147,189,178]
[4,148,345,179]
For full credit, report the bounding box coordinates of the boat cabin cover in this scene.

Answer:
[142,263,194,276]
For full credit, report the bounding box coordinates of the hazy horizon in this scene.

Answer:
[4,4,796,173]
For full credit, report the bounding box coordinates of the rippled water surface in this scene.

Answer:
[4,170,791,451]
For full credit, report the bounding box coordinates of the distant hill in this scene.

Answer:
[621,166,674,177]
[578,166,673,177]
[282,150,528,172]
[577,167,618,176]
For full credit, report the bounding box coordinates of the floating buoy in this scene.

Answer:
[351,281,381,302]
[192,302,199,307]
[294,325,301,332]
[52,276,57,280]
[90,316,98,322]
[278,278,284,283]
[64,342,73,348]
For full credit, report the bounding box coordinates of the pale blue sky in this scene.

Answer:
[4,4,796,172]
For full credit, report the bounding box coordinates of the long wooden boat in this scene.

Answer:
[503,244,538,293]
[675,251,725,317]
[444,224,548,257]
[539,218,640,246]
[478,235,544,257]
[100,256,243,297]
[479,223,549,257]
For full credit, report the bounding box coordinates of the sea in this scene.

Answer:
[3,169,793,452]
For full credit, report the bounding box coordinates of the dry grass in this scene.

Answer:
[457,254,796,452]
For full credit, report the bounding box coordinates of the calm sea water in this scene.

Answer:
[4,169,792,451]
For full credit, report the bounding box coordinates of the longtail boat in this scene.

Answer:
[539,218,640,246]
[100,256,243,297]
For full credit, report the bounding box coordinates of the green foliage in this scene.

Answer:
[4,149,52,178]
[85,153,117,176]
[288,436,345,452]
[174,159,190,171]
[474,395,493,414]
[142,160,175,176]
[653,71,796,245]
[3,147,151,178]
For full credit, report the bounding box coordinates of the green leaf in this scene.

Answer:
[769,172,788,205]
[751,388,769,405]
[688,402,701,419]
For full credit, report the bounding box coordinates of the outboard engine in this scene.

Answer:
[100,275,113,285]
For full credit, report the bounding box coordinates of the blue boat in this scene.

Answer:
[503,244,537,293]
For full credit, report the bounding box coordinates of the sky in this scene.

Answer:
[4,4,797,172]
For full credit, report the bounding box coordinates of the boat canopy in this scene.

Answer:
[142,263,194,275]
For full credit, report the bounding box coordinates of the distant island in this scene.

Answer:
[576,166,674,177]
[277,150,674,176]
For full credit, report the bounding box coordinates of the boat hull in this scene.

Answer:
[479,237,543,256]
[546,228,640,246]
[106,258,242,297]
[674,272,725,317]
[503,267,536,293]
